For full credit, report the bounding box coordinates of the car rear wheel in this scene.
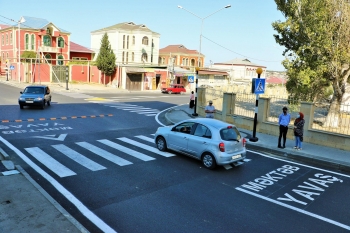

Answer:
[156,136,167,151]
[202,153,216,169]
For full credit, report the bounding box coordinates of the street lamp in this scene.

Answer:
[18,16,26,83]
[177,4,231,67]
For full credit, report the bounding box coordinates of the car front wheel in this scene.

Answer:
[156,136,167,151]
[202,153,216,169]
[41,101,45,110]
[20,105,23,109]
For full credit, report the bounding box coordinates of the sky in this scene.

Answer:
[0,0,287,71]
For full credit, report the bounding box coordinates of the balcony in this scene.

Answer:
[41,46,59,53]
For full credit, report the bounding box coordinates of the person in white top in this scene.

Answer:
[205,100,216,118]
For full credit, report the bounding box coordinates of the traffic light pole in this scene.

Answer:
[192,70,199,116]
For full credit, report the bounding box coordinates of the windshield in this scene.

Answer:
[220,127,241,141]
[24,87,44,94]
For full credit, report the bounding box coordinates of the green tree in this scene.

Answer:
[273,0,350,127]
[96,33,116,77]
[21,51,37,63]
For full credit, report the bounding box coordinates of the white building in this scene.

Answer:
[90,22,160,65]
[211,58,266,84]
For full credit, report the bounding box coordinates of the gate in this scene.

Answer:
[126,74,142,91]
[52,65,67,83]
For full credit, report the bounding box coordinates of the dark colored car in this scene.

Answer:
[18,85,52,109]
[161,84,186,94]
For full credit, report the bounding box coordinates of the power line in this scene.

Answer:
[201,35,284,63]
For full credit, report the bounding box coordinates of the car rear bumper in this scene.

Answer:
[216,151,246,165]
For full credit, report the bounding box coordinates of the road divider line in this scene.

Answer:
[0,114,114,123]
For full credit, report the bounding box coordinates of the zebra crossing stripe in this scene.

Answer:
[52,144,106,171]
[25,147,77,177]
[135,135,154,143]
[136,111,159,114]
[76,142,132,166]
[117,137,175,157]
[145,114,157,116]
[129,108,153,111]
[98,139,155,161]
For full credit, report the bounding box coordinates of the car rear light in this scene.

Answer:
[242,138,247,147]
[227,126,232,129]
[219,142,225,152]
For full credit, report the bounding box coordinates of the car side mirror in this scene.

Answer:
[20,91,23,94]
[171,127,177,131]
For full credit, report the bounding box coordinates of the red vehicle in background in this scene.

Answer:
[161,84,186,94]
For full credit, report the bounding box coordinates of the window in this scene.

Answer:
[194,124,211,138]
[10,33,12,45]
[132,36,135,45]
[123,35,125,49]
[141,53,148,62]
[57,55,64,65]
[6,52,9,58]
[173,122,196,134]
[25,34,29,50]
[142,36,148,45]
[58,37,64,48]
[127,36,129,49]
[122,51,125,63]
[45,54,52,63]
[132,52,134,62]
[126,52,128,64]
[1,35,3,46]
[220,127,241,141]
[43,35,51,46]
[31,34,35,50]
[6,34,8,45]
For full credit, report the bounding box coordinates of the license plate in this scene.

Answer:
[25,101,34,103]
[232,154,241,160]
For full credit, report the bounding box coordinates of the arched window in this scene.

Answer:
[122,51,125,63]
[142,36,148,45]
[132,52,134,62]
[123,35,125,49]
[43,35,51,46]
[6,34,8,45]
[45,54,52,63]
[126,52,128,64]
[1,35,4,46]
[31,34,35,50]
[127,36,129,49]
[25,34,29,50]
[141,53,148,62]
[58,37,64,48]
[6,52,9,58]
[10,33,12,45]
[57,55,64,65]
[132,36,135,45]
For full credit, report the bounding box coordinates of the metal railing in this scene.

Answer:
[312,102,350,135]
[267,96,301,124]
[233,93,256,118]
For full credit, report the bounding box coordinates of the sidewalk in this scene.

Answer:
[164,104,350,172]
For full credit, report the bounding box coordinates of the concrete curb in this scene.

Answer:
[0,147,10,160]
[246,143,350,172]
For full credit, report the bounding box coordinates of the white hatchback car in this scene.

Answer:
[154,118,246,169]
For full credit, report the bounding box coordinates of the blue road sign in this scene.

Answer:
[253,78,265,94]
[188,76,194,83]
[9,65,15,70]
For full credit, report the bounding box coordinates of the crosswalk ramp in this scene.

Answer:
[23,135,250,177]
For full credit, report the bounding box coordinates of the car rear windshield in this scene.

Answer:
[220,127,241,141]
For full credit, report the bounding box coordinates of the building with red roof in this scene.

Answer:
[159,44,205,68]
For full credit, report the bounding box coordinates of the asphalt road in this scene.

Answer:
[1,83,350,233]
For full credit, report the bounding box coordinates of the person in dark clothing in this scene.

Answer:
[278,107,291,148]
[293,112,305,150]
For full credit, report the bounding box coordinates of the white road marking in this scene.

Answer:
[76,142,132,166]
[135,135,154,143]
[32,134,67,141]
[25,147,76,177]
[236,187,350,230]
[136,111,160,114]
[98,139,155,161]
[247,149,350,178]
[146,114,158,116]
[0,136,116,232]
[52,144,106,171]
[223,164,233,170]
[117,137,175,157]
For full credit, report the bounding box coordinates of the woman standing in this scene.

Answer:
[294,112,305,150]
[189,91,195,108]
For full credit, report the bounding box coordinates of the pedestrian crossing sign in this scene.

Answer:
[188,76,194,83]
[251,78,265,94]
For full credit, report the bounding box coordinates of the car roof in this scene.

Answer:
[184,118,235,129]
[25,85,48,88]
